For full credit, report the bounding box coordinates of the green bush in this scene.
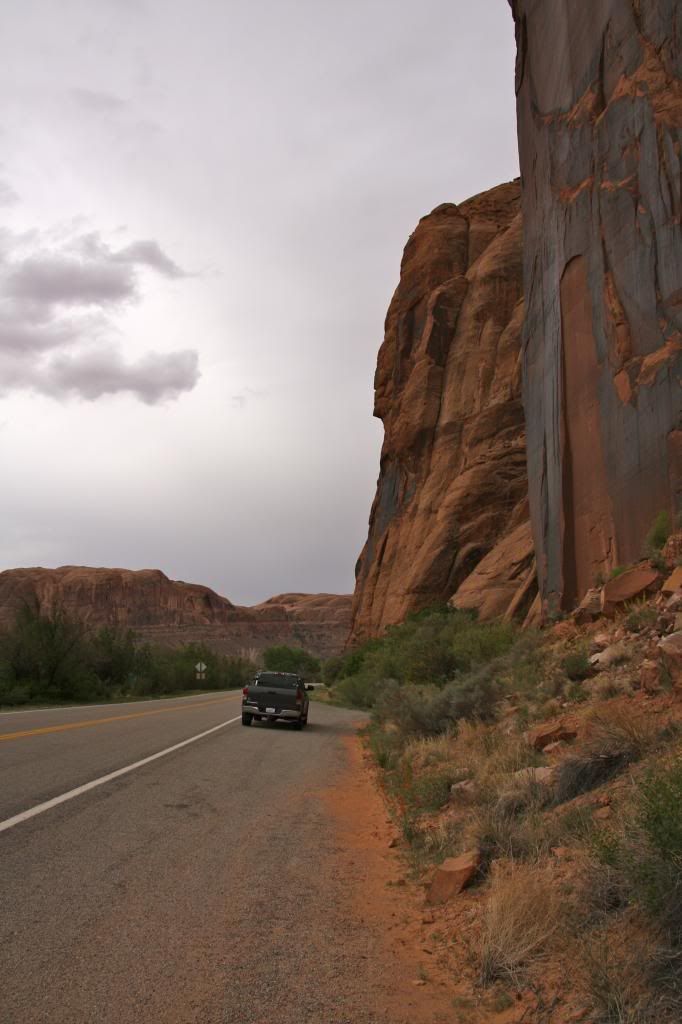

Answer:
[645,511,672,554]
[262,645,320,677]
[562,648,593,682]
[0,604,256,706]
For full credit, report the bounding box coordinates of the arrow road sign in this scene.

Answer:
[195,662,207,672]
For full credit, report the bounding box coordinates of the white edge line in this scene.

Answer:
[0,690,241,717]
[0,714,242,835]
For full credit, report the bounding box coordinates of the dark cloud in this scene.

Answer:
[6,254,136,306]
[0,226,198,403]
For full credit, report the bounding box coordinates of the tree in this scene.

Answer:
[262,645,320,676]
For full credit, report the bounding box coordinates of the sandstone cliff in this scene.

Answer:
[350,181,534,642]
[510,0,682,614]
[0,567,351,658]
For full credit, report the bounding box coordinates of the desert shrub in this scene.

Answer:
[624,603,658,634]
[555,705,658,804]
[646,511,671,555]
[479,862,561,985]
[562,647,593,681]
[331,670,387,709]
[404,766,460,813]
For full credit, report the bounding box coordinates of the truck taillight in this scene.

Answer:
[296,690,303,704]
[242,686,249,697]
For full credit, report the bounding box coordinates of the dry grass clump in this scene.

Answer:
[579,924,681,1024]
[555,704,659,804]
[479,861,562,985]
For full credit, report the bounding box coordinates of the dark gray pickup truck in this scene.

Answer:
[241,671,312,729]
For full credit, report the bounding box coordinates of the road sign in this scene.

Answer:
[195,662,207,672]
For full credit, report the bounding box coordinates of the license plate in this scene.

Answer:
[266,707,276,714]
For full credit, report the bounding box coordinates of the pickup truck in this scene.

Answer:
[241,671,313,729]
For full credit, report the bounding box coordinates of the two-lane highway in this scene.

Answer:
[0,693,432,1024]
[0,691,243,826]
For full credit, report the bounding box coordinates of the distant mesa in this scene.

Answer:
[0,566,351,659]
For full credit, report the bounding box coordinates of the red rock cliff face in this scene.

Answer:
[350,181,535,643]
[510,0,682,614]
[0,567,351,658]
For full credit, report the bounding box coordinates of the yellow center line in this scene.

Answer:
[0,695,241,742]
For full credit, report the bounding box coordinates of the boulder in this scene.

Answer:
[662,568,682,595]
[527,723,577,752]
[589,644,629,671]
[574,589,602,625]
[601,569,662,618]
[658,632,682,687]
[426,850,481,905]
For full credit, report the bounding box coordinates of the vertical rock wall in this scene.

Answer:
[510,0,682,613]
[350,181,534,643]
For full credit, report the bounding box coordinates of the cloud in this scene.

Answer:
[70,88,128,114]
[0,225,199,403]
[0,179,19,206]
[230,386,267,409]
[45,347,199,403]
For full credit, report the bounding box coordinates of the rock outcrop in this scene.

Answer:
[350,181,533,642]
[510,0,682,614]
[0,567,351,658]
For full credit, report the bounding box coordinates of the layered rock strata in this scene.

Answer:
[350,181,534,642]
[510,0,682,613]
[0,567,351,658]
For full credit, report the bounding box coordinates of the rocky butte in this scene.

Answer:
[0,567,351,659]
[350,180,535,643]
[510,0,682,614]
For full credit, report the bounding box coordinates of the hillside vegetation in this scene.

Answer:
[328,540,682,1022]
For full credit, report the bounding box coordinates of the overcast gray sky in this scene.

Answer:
[0,0,519,605]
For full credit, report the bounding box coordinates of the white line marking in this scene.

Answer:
[0,715,242,835]
[0,691,240,717]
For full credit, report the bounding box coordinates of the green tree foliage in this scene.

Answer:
[262,645,320,676]
[0,604,256,706]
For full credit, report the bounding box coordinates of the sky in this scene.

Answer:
[0,0,519,605]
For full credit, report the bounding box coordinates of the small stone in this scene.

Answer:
[543,740,565,755]
[512,765,555,785]
[593,805,612,821]
[640,659,661,693]
[658,631,682,687]
[551,846,570,859]
[450,779,477,803]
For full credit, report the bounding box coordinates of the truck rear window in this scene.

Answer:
[254,674,300,688]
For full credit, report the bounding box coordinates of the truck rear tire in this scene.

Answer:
[242,714,253,726]
[293,720,303,731]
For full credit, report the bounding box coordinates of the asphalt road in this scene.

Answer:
[0,693,419,1024]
